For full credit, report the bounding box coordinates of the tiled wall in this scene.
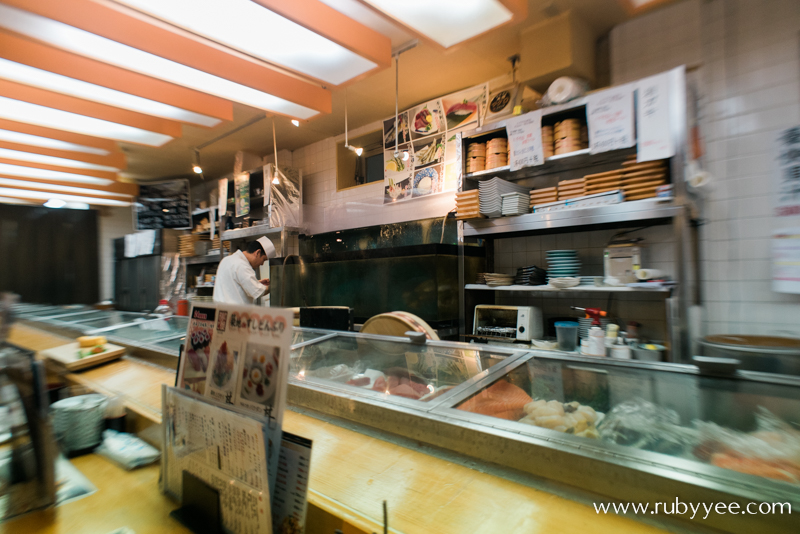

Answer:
[291,121,456,235]
[97,206,134,301]
[493,225,677,342]
[611,0,800,336]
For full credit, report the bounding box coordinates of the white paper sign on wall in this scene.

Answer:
[587,84,635,154]
[773,228,800,294]
[775,126,800,218]
[506,110,544,171]
[636,72,675,162]
[218,178,228,215]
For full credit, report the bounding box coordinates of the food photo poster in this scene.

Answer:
[384,84,488,204]
[176,303,294,493]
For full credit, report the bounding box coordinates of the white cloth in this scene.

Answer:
[213,250,267,305]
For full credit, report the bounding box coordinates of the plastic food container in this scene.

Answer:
[555,321,579,352]
[632,344,665,362]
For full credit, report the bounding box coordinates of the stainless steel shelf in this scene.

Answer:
[463,198,683,237]
[183,254,222,265]
[221,225,300,241]
[465,284,671,293]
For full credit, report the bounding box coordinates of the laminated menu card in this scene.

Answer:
[177,303,294,499]
[271,432,312,534]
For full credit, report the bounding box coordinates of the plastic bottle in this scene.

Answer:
[154,299,172,316]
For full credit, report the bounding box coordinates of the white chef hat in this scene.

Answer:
[256,236,276,258]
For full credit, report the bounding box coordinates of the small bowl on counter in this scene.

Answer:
[632,343,665,362]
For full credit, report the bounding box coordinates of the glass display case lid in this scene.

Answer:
[18,306,85,317]
[289,330,526,407]
[153,335,185,353]
[98,316,188,343]
[445,350,800,499]
[73,312,150,330]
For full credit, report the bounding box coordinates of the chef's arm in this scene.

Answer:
[236,264,267,300]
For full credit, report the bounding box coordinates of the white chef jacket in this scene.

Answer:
[213,250,267,305]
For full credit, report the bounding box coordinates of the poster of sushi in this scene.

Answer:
[382,84,487,204]
[176,302,294,497]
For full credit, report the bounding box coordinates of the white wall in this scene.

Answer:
[611,0,800,336]
[97,206,134,301]
[292,121,456,235]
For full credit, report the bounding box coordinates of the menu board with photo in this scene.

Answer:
[177,303,294,498]
[135,179,191,229]
[383,84,488,204]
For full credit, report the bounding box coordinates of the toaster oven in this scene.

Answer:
[473,305,543,341]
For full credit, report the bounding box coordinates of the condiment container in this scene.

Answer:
[586,327,606,356]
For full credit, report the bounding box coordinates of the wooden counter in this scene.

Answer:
[5,323,670,534]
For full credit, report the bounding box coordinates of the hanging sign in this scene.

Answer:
[234,172,250,217]
[135,179,191,230]
[506,110,544,171]
[636,72,674,161]
[587,84,635,154]
[217,178,228,215]
[775,126,800,217]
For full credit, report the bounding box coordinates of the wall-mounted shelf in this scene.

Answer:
[465,284,672,293]
[183,254,221,265]
[192,208,211,216]
[463,198,683,238]
[221,225,300,241]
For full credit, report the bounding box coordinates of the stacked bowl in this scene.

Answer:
[546,250,580,284]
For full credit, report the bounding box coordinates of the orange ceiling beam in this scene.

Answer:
[0,192,132,205]
[5,0,332,115]
[0,157,119,182]
[0,140,127,170]
[0,174,139,196]
[0,181,134,201]
[252,0,392,74]
[0,30,233,124]
[0,79,183,140]
[0,118,121,155]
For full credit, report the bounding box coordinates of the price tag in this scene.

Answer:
[506,110,544,171]
[636,72,675,161]
[587,84,635,154]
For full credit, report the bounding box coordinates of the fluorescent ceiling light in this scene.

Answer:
[0,177,130,198]
[0,196,36,205]
[0,4,321,119]
[0,95,172,146]
[64,202,90,209]
[0,162,112,185]
[0,58,220,127]
[44,198,66,208]
[360,0,512,48]
[115,0,376,85]
[0,147,120,172]
[0,187,131,206]
[0,128,111,155]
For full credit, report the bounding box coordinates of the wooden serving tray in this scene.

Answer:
[42,341,126,371]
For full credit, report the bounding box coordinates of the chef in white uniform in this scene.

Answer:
[213,236,275,305]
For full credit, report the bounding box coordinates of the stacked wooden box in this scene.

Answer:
[530,187,558,208]
[557,177,586,200]
[455,190,482,219]
[554,119,582,155]
[485,138,508,169]
[466,142,486,173]
[541,126,554,159]
[179,233,203,257]
[583,158,667,200]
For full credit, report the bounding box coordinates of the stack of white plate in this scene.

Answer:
[484,273,515,287]
[479,177,529,218]
[546,250,581,283]
[501,192,531,216]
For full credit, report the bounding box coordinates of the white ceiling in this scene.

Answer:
[120,0,666,183]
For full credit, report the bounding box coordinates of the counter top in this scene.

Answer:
[7,323,670,534]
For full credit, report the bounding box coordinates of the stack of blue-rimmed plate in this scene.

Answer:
[546,250,580,283]
[514,265,547,285]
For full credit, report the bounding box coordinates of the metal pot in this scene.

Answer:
[699,335,800,376]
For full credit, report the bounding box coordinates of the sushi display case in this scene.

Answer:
[288,329,800,532]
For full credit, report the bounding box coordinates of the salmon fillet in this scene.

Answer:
[457,380,533,420]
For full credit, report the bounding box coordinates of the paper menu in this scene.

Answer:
[272,432,312,534]
[506,110,544,171]
[636,71,675,162]
[162,386,272,534]
[587,84,635,154]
